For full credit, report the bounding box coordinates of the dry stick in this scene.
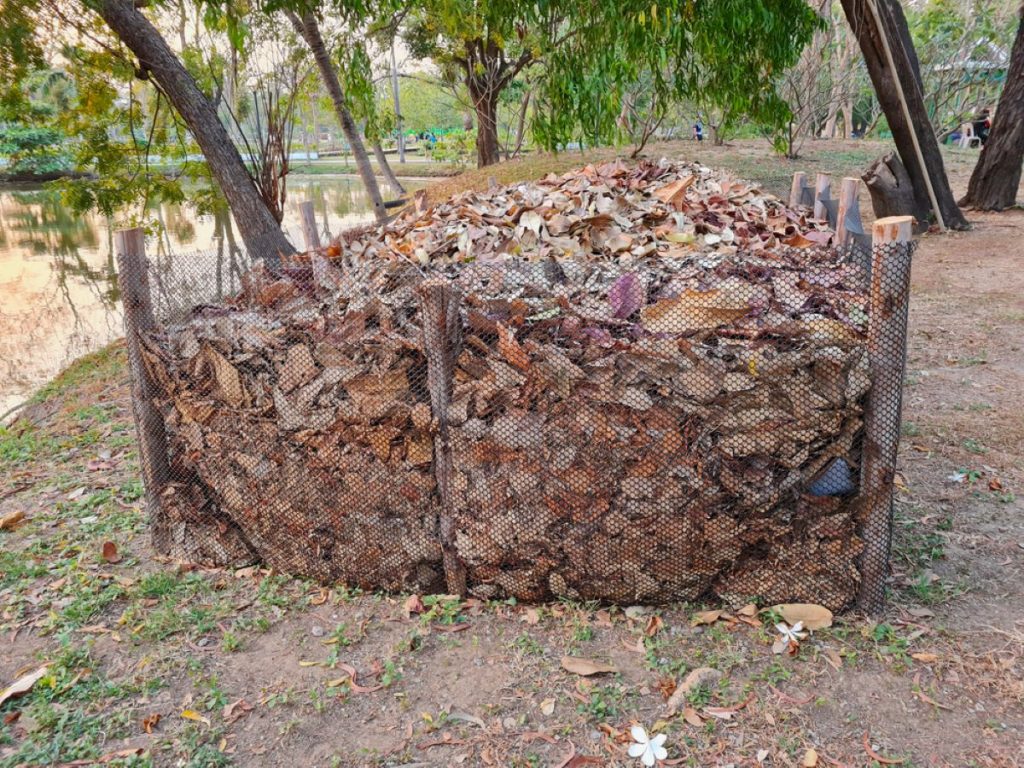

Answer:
[857,215,914,613]
[789,171,808,209]
[115,228,172,554]
[813,173,832,221]
[417,278,468,597]
[836,177,862,247]
[298,200,321,251]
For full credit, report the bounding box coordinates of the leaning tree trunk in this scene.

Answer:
[840,0,969,229]
[960,10,1024,210]
[372,142,406,196]
[95,0,295,267]
[286,12,387,224]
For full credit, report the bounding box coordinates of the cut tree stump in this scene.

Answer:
[863,153,929,232]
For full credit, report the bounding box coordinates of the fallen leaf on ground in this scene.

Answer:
[682,707,704,726]
[180,709,210,726]
[403,594,425,617]
[222,698,253,723]
[560,656,617,676]
[907,607,935,619]
[644,615,664,637]
[692,610,722,626]
[0,510,26,530]
[141,713,161,733]
[911,652,939,663]
[0,665,49,707]
[101,541,122,564]
[540,698,555,716]
[522,607,541,625]
[664,667,723,716]
[770,603,833,630]
[803,747,819,766]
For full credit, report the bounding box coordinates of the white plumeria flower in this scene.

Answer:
[776,620,809,644]
[628,725,668,766]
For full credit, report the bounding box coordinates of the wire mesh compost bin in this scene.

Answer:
[117,160,914,613]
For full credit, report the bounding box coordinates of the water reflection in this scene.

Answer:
[0,176,417,413]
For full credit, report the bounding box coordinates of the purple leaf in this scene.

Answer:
[609,273,644,319]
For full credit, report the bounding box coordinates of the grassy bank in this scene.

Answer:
[289,159,461,178]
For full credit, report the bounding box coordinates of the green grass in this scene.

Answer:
[289,160,459,178]
[29,342,127,405]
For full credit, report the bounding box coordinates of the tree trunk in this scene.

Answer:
[95,0,295,267]
[470,84,501,168]
[864,152,930,228]
[840,0,968,230]
[960,11,1024,210]
[372,142,406,195]
[286,11,387,224]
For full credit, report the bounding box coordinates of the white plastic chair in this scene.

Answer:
[958,122,982,149]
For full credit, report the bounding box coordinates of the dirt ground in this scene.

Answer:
[1,141,1023,768]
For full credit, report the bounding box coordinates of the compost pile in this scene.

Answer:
[146,159,872,608]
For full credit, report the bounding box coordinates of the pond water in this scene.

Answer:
[0,176,419,415]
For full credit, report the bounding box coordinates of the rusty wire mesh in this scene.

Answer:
[126,231,914,612]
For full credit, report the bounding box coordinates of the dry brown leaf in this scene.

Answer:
[654,175,694,208]
[0,665,49,707]
[771,603,833,630]
[101,541,122,564]
[497,324,531,371]
[640,289,750,334]
[911,652,939,663]
[863,732,907,764]
[802,747,819,767]
[141,713,161,734]
[222,698,253,723]
[0,510,26,531]
[560,656,617,676]
[682,707,704,726]
[692,609,722,626]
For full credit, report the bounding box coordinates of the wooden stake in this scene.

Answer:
[298,200,321,251]
[417,278,468,597]
[115,228,172,554]
[836,177,862,246]
[856,215,914,613]
[813,173,832,220]
[789,171,808,208]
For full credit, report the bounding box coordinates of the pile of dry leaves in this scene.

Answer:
[144,159,871,607]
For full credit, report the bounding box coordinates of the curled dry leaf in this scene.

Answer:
[802,747,819,767]
[101,541,122,564]
[560,656,618,676]
[141,713,161,734]
[770,603,833,630]
[0,665,50,707]
[222,698,253,723]
[0,510,26,531]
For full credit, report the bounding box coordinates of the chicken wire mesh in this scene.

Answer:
[122,239,914,612]
[118,160,914,612]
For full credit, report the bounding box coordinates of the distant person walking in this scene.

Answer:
[693,117,704,142]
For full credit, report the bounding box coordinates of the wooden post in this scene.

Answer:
[836,177,862,246]
[115,228,172,554]
[417,278,468,597]
[789,171,808,208]
[298,200,321,251]
[813,173,832,220]
[856,215,914,614]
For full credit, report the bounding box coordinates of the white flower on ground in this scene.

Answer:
[628,725,668,766]
[775,620,809,645]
